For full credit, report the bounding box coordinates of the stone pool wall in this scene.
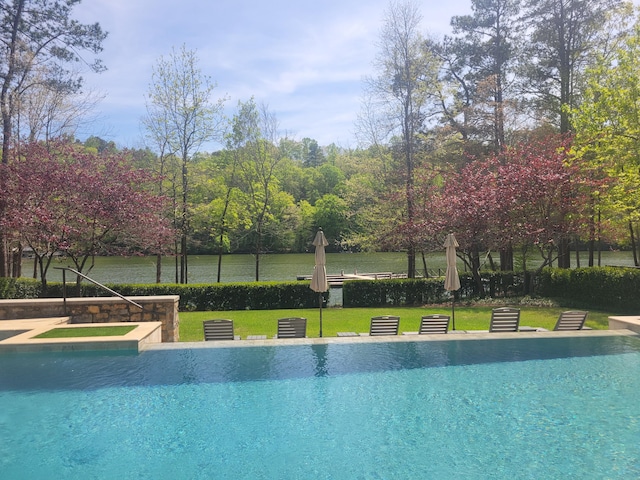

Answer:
[0,296,180,342]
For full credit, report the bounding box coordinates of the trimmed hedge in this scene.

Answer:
[537,266,640,311]
[31,280,322,311]
[343,278,446,307]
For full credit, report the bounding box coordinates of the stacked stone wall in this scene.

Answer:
[0,296,179,342]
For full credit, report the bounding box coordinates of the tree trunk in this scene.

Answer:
[421,251,429,278]
[156,253,162,283]
[180,235,188,284]
[407,245,416,279]
[630,221,638,267]
[500,244,513,271]
[557,237,571,268]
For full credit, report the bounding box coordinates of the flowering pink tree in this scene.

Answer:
[417,134,593,295]
[435,158,500,293]
[492,135,594,273]
[2,140,175,288]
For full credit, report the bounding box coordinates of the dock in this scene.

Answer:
[296,272,407,287]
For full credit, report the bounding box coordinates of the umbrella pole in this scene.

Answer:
[319,293,323,337]
[451,296,456,330]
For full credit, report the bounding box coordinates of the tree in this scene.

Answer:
[1,140,173,289]
[0,0,106,162]
[519,0,630,134]
[0,0,107,277]
[313,194,349,250]
[144,44,226,283]
[492,135,592,277]
[15,70,104,144]
[436,158,499,294]
[517,0,630,267]
[231,99,285,281]
[445,0,520,152]
[571,19,640,264]
[364,0,440,277]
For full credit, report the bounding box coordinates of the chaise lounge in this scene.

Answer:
[276,317,307,338]
[203,319,239,341]
[419,314,450,334]
[554,310,588,331]
[489,307,521,332]
[363,315,400,336]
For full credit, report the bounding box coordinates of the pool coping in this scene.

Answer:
[2,316,639,354]
[0,318,162,353]
[148,328,640,351]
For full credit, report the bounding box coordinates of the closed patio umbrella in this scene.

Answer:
[310,229,329,337]
[444,233,461,330]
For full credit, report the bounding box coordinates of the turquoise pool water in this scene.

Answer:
[1,336,640,479]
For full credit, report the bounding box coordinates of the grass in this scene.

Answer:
[178,305,615,342]
[34,325,137,338]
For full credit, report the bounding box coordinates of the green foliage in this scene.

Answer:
[344,278,446,307]
[0,278,41,298]
[537,266,640,311]
[30,280,321,312]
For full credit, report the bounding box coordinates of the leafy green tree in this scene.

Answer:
[294,200,316,251]
[231,98,286,280]
[144,44,226,283]
[572,20,640,264]
[313,194,349,250]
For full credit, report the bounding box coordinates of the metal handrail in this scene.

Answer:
[54,266,144,313]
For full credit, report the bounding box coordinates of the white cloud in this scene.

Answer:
[73,0,471,150]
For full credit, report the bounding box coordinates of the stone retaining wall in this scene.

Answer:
[0,296,180,342]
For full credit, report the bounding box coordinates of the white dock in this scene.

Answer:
[296,272,407,287]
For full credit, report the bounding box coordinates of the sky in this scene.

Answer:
[70,0,494,151]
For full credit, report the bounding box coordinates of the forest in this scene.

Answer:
[2,0,640,287]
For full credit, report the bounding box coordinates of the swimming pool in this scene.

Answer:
[1,334,640,479]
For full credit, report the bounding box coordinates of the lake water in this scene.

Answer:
[21,251,636,285]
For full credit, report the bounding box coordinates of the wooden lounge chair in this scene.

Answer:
[277,317,307,338]
[368,315,400,336]
[489,307,520,332]
[554,311,588,331]
[419,314,450,334]
[203,319,239,341]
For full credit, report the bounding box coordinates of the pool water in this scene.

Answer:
[1,336,640,479]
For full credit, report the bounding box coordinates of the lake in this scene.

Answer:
[21,250,637,285]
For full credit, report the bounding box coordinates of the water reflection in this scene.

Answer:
[1,336,639,393]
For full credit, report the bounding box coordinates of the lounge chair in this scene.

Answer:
[277,317,307,338]
[203,319,239,341]
[419,314,450,334]
[554,311,588,331]
[489,307,520,332]
[367,315,400,336]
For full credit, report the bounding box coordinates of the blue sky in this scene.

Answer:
[71,1,527,151]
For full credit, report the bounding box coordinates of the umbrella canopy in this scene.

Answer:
[444,233,461,292]
[310,230,329,293]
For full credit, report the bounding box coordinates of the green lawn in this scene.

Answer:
[34,325,137,338]
[178,306,614,342]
